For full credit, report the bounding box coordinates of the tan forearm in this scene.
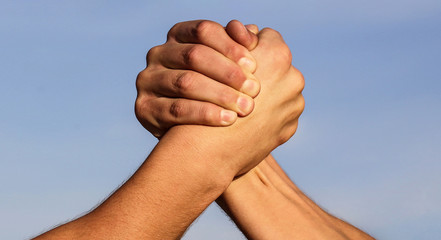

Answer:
[218,155,375,240]
[34,127,234,240]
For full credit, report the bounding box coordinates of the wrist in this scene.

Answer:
[159,125,236,193]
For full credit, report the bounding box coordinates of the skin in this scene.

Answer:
[32,19,374,240]
[32,20,304,240]
[138,20,305,175]
[217,155,375,240]
[136,20,375,239]
[136,20,261,137]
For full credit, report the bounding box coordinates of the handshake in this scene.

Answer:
[135,20,305,176]
[33,20,373,240]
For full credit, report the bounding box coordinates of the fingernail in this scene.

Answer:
[245,24,259,34]
[238,56,256,73]
[236,96,253,115]
[240,79,260,97]
[221,110,237,125]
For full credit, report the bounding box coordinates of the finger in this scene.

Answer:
[147,98,238,128]
[153,43,260,97]
[134,94,165,138]
[257,28,288,46]
[147,69,255,116]
[226,20,259,51]
[167,20,257,73]
[245,24,259,34]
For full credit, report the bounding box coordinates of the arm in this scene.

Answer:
[217,154,375,240]
[138,20,304,176]
[34,20,253,240]
[34,131,234,239]
[134,20,375,239]
[214,23,375,239]
[33,20,300,239]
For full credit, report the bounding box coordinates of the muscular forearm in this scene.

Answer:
[33,107,293,239]
[265,155,374,239]
[35,22,305,240]
[34,127,234,240]
[217,155,374,240]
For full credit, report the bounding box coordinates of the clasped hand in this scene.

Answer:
[135,19,305,177]
[33,19,374,240]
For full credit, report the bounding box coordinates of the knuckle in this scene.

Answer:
[135,70,151,90]
[173,72,195,94]
[135,97,169,137]
[169,100,186,119]
[194,20,220,40]
[261,27,282,38]
[134,96,150,119]
[167,22,181,40]
[199,104,218,123]
[226,44,244,59]
[281,45,293,63]
[134,98,143,116]
[276,133,290,146]
[290,67,305,93]
[277,122,298,145]
[289,95,305,120]
[289,122,299,138]
[226,66,246,85]
[274,44,292,67]
[135,71,145,90]
[260,28,292,66]
[146,45,161,64]
[218,88,237,106]
[273,29,283,39]
[182,45,203,67]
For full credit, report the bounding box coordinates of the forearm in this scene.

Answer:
[34,126,234,240]
[217,155,374,240]
[265,155,374,239]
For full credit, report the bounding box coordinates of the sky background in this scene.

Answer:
[1,0,440,239]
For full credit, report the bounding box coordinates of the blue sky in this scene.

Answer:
[1,0,440,239]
